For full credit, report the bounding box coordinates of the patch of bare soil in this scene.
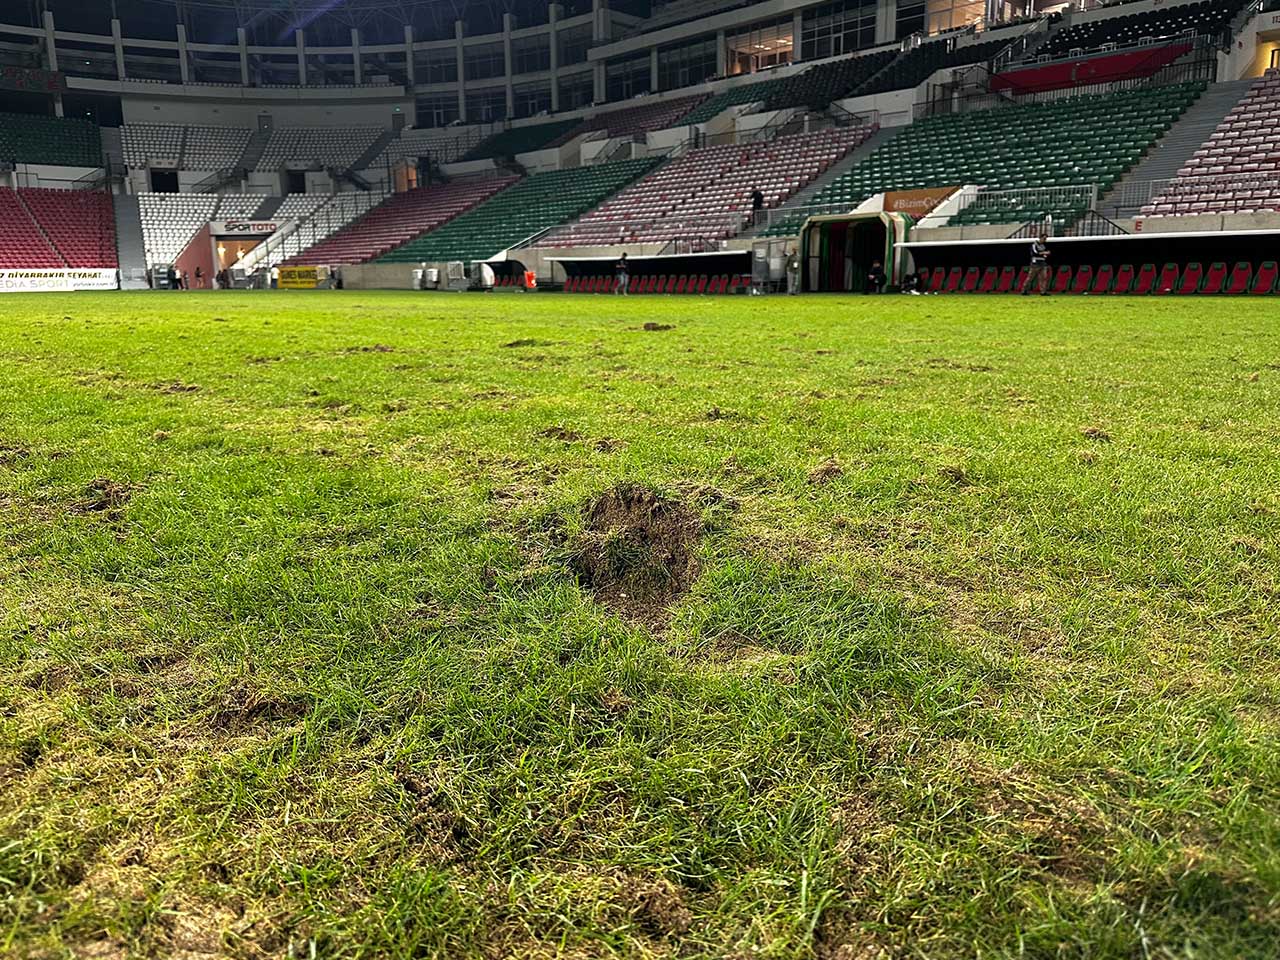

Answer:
[936,465,973,487]
[538,426,584,442]
[1080,425,1111,442]
[342,344,395,353]
[619,877,693,937]
[502,338,560,348]
[207,684,308,733]
[72,478,134,515]
[808,458,844,485]
[571,483,702,625]
[153,381,201,394]
[642,322,674,331]
[0,442,30,466]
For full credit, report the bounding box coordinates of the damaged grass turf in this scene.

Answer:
[570,482,703,625]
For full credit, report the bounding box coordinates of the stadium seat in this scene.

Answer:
[978,266,1000,293]
[1133,264,1158,295]
[676,276,687,294]
[728,275,742,293]
[944,267,964,292]
[1112,265,1135,294]
[1013,266,1031,293]
[961,266,982,292]
[1071,265,1093,294]
[1251,261,1277,294]
[996,266,1017,293]
[1051,265,1073,294]
[1202,262,1228,294]
[1155,263,1180,295]
[695,275,708,294]
[1226,262,1252,294]
[629,276,640,294]
[1091,265,1114,294]
[928,269,947,293]
[566,277,578,292]
[1176,263,1203,295]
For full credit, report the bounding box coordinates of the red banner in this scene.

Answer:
[0,66,66,93]
[991,43,1191,95]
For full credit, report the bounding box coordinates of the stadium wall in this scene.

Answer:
[119,96,413,131]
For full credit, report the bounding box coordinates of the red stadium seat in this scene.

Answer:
[928,268,947,293]
[675,276,687,294]
[728,275,741,293]
[1071,265,1093,294]
[1202,262,1228,294]
[1250,261,1277,294]
[1013,266,1030,293]
[961,266,982,292]
[1176,262,1203,294]
[1051,265,1073,293]
[1111,264,1135,294]
[1226,262,1252,294]
[1154,263,1179,294]
[978,266,1000,293]
[695,275,708,294]
[564,277,576,292]
[944,267,964,292]
[629,276,641,294]
[1132,264,1157,295]
[1091,265,1114,295]
[995,266,1017,293]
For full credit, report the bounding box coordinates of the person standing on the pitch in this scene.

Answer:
[615,252,629,295]
[1024,233,1051,295]
[785,247,801,295]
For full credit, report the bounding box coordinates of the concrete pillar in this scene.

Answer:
[792,11,803,62]
[592,0,607,43]
[503,14,515,118]
[296,29,306,86]
[650,47,659,92]
[455,21,467,121]
[716,29,726,76]
[404,24,415,86]
[111,18,126,80]
[593,61,605,104]
[549,4,561,111]
[238,28,250,86]
[42,10,58,72]
[176,24,191,84]
[352,28,363,84]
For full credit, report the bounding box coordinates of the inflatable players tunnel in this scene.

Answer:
[798,211,913,293]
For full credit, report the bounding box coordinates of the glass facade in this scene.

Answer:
[657,36,718,91]
[725,17,794,76]
[463,42,505,81]
[605,53,651,101]
[801,1,877,61]
[513,35,551,74]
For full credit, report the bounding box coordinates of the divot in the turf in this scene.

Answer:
[571,483,702,625]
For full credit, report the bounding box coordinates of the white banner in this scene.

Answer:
[0,268,119,292]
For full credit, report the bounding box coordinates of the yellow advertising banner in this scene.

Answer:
[883,186,958,217]
[279,266,319,289]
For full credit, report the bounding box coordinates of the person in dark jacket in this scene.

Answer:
[866,260,886,294]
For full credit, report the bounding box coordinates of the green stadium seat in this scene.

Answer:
[0,111,102,166]
[1112,264,1135,294]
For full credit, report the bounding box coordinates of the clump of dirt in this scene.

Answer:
[343,344,395,353]
[937,465,973,487]
[642,322,674,332]
[152,430,170,443]
[571,483,702,624]
[502,338,559,348]
[153,382,201,394]
[1081,425,1112,442]
[593,437,625,453]
[73,478,134,515]
[620,877,693,936]
[208,685,307,733]
[808,458,844,484]
[0,443,31,466]
[538,426,583,442]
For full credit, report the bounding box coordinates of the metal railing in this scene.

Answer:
[532,211,747,249]
[951,183,1100,224]
[237,188,391,271]
[1100,172,1280,217]
[755,201,861,235]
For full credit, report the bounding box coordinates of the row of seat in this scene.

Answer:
[122,123,252,171]
[564,273,751,294]
[257,126,383,171]
[1038,0,1248,59]
[0,188,117,269]
[921,261,1278,295]
[0,111,102,167]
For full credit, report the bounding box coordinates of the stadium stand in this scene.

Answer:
[256,126,383,171]
[0,189,69,267]
[462,119,584,161]
[574,95,707,138]
[681,80,783,124]
[275,194,332,222]
[19,188,117,267]
[184,125,253,170]
[122,123,184,168]
[1036,0,1249,59]
[0,111,103,167]
[541,125,876,246]
[1141,70,1280,217]
[762,49,897,110]
[857,38,1009,97]
[139,192,270,265]
[380,159,655,264]
[281,175,517,265]
[764,82,1204,234]
[380,128,478,167]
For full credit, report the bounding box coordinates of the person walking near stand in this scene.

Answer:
[615,252,630,296]
[786,247,801,295]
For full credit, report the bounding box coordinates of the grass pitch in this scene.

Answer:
[2,290,1278,959]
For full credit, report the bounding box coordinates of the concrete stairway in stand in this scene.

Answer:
[112,193,149,288]
[1099,78,1255,218]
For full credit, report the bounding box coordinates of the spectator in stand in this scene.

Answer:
[785,247,801,295]
[615,252,630,296]
[751,187,765,227]
[1023,234,1051,295]
[866,260,886,294]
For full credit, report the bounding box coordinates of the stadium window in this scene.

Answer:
[605,54,651,101]
[657,36,717,91]
[464,42,505,81]
[416,93,459,128]
[801,1,876,62]
[558,70,593,110]
[416,48,458,84]
[466,87,508,123]
[512,36,551,75]
[513,81,552,117]
[925,0,985,35]
[724,18,793,77]
[896,0,927,40]
[558,27,592,67]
